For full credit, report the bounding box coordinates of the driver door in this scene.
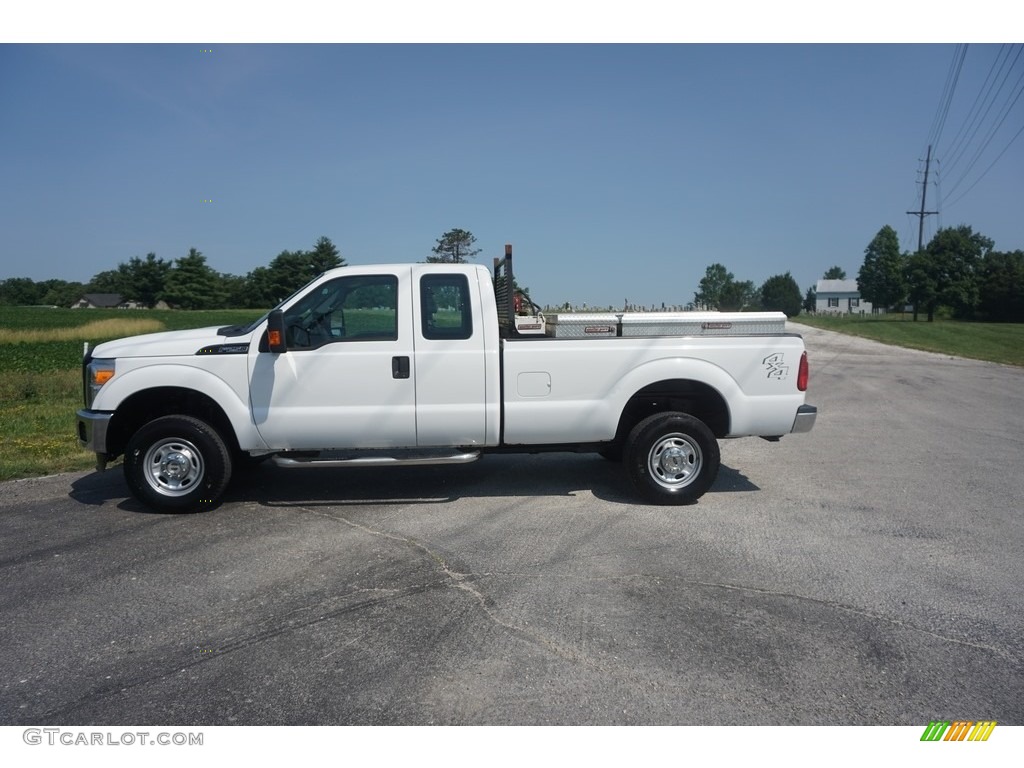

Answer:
[248,269,418,450]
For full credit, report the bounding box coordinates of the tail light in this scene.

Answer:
[797,351,809,392]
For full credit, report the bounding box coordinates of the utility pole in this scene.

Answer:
[907,144,939,252]
[906,144,940,321]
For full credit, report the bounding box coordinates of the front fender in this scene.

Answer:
[92,361,266,450]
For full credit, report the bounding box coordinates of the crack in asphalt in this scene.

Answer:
[296,506,1023,671]
[607,572,1022,663]
[295,506,616,670]
[20,506,1016,722]
[25,581,449,723]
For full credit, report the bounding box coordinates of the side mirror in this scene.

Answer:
[266,309,287,353]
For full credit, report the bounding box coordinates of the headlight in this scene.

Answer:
[85,358,116,407]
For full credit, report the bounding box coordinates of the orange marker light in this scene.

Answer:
[93,369,114,386]
[268,329,283,348]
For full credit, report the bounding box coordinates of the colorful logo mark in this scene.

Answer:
[920,720,997,742]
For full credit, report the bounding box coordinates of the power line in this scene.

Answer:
[940,45,1023,187]
[911,44,1024,225]
[944,120,1024,209]
[927,44,968,150]
[938,44,1010,170]
[942,64,1024,201]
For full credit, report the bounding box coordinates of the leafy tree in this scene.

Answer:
[40,279,86,307]
[977,250,1024,322]
[0,277,44,305]
[220,273,253,309]
[907,225,993,321]
[803,286,817,314]
[694,263,733,310]
[162,248,227,309]
[264,249,317,302]
[695,264,757,311]
[823,266,847,280]
[87,269,126,295]
[239,265,275,308]
[119,253,170,306]
[429,228,481,263]
[720,279,757,311]
[257,237,346,305]
[308,236,345,274]
[857,225,906,312]
[759,272,802,317]
[904,250,938,322]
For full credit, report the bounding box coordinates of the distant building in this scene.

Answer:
[72,293,144,309]
[814,279,881,315]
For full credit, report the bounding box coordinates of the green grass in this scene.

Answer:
[0,307,264,481]
[792,313,1024,367]
[0,307,263,373]
[0,369,95,480]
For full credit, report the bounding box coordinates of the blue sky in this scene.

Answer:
[2,40,1021,308]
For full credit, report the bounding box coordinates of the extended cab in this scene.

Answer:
[77,247,816,512]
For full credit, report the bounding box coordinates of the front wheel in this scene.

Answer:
[124,415,233,513]
[624,412,720,505]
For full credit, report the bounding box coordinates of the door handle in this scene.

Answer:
[392,356,410,379]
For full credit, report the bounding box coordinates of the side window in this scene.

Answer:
[421,274,473,340]
[283,275,397,349]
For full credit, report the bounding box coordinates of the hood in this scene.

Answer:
[90,326,246,359]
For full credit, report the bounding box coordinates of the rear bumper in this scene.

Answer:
[791,404,817,433]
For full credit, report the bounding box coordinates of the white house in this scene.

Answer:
[815,279,880,315]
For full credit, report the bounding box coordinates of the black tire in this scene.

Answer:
[124,415,233,513]
[623,412,720,505]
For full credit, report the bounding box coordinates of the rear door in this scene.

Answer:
[412,269,488,446]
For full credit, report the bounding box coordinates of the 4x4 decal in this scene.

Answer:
[763,353,789,380]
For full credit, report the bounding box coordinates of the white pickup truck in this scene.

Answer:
[77,247,816,512]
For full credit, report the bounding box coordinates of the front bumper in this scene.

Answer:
[791,404,817,433]
[77,409,113,454]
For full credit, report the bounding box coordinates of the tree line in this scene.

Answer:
[693,224,1023,323]
[0,237,345,309]
[693,265,804,317]
[856,224,1023,322]
[0,229,487,310]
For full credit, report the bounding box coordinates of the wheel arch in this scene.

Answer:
[106,386,241,460]
[613,378,731,446]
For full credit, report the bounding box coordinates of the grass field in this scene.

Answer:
[792,313,1024,367]
[0,307,262,481]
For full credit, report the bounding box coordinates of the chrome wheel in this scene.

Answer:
[143,438,206,496]
[647,433,702,489]
[624,412,720,505]
[124,415,233,513]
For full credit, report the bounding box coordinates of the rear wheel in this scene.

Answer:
[624,412,719,505]
[124,415,233,513]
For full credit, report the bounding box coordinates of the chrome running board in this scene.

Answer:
[271,449,481,469]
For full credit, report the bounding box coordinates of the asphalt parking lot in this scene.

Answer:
[1,323,1022,725]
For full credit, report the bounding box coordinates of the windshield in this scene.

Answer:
[217,274,326,337]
